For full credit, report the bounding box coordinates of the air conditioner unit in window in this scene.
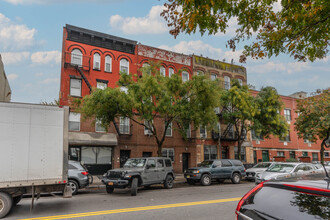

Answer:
[144,130,153,136]
[200,133,207,139]
[256,140,260,145]
[284,141,288,146]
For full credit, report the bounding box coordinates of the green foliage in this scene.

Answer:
[75,62,223,156]
[295,88,330,162]
[162,0,329,62]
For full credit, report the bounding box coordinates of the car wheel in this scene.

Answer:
[187,179,195,185]
[131,178,138,196]
[106,186,114,194]
[68,180,79,195]
[231,173,241,184]
[217,179,225,183]
[200,174,211,186]
[0,192,13,219]
[164,175,174,189]
[13,195,23,206]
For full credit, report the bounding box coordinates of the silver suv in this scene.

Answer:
[68,160,90,195]
[102,157,175,196]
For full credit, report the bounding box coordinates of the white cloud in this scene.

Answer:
[40,78,60,84]
[0,13,36,51]
[109,5,168,35]
[1,52,30,65]
[248,61,313,75]
[7,74,19,80]
[215,17,238,37]
[31,51,61,64]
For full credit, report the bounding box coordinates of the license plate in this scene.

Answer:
[187,175,190,178]
[108,182,113,186]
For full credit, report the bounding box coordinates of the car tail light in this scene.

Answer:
[81,171,88,176]
[236,182,264,218]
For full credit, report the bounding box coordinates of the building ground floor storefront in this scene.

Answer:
[254,147,330,163]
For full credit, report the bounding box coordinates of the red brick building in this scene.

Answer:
[250,90,329,163]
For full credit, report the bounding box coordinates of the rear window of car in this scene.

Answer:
[165,159,172,167]
[68,164,77,169]
[230,160,243,166]
[221,160,232,167]
[241,186,330,220]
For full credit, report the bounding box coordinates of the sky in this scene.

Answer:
[1,0,329,103]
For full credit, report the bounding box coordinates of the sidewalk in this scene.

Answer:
[88,174,186,189]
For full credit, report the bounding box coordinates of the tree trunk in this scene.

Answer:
[320,140,325,165]
[157,144,162,157]
[237,140,242,161]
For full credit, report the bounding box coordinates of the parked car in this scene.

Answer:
[245,162,274,181]
[236,172,330,220]
[184,159,246,186]
[101,157,175,196]
[68,160,90,195]
[255,162,317,184]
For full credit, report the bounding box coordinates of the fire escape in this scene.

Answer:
[64,52,121,135]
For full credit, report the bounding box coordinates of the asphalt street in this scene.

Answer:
[6,181,255,220]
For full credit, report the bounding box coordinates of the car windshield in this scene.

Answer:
[253,163,271,168]
[198,161,213,168]
[123,158,146,168]
[266,164,295,173]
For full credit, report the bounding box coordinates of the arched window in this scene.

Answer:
[238,79,243,86]
[120,58,129,74]
[160,66,166,77]
[93,53,100,70]
[71,49,82,66]
[142,63,151,75]
[224,76,231,90]
[182,71,189,82]
[105,55,112,72]
[168,68,174,77]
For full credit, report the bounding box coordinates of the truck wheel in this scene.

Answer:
[13,195,23,205]
[106,186,114,194]
[200,174,211,186]
[231,173,241,184]
[164,175,174,189]
[68,180,79,195]
[131,178,138,196]
[0,192,13,219]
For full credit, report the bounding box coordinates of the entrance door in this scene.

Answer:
[182,153,190,172]
[120,150,131,167]
[262,150,269,162]
[222,147,229,159]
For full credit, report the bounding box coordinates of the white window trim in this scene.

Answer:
[105,55,112,72]
[120,58,129,74]
[71,49,82,66]
[162,148,175,162]
[284,109,291,121]
[224,76,231,90]
[165,121,172,137]
[119,117,130,134]
[144,120,153,135]
[70,78,82,97]
[69,112,80,131]
[211,74,217,81]
[160,66,166,77]
[93,53,101,70]
[200,125,207,139]
[95,119,106,133]
[97,81,107,90]
[182,71,189,82]
[169,68,174,77]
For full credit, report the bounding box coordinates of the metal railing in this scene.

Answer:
[64,52,90,71]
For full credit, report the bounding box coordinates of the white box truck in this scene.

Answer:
[0,102,71,218]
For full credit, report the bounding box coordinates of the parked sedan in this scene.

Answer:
[236,173,330,220]
[68,160,90,195]
[245,162,274,181]
[255,162,316,184]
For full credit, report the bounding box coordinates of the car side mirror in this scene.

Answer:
[212,164,216,168]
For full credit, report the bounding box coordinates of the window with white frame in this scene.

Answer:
[324,152,329,158]
[160,66,166,77]
[143,63,151,75]
[119,117,130,134]
[144,120,153,135]
[120,86,128,94]
[238,79,243,86]
[71,49,82,66]
[162,148,174,162]
[105,55,112,72]
[93,53,100,70]
[169,68,174,77]
[165,121,172,136]
[277,151,285,157]
[120,58,129,74]
[280,130,291,142]
[200,125,207,138]
[96,81,107,90]
[204,145,217,160]
[234,146,246,161]
[197,71,204,76]
[284,109,291,121]
[70,78,81,97]
[224,76,231,90]
[69,112,80,131]
[95,119,106,132]
[211,74,217,81]
[182,71,189,82]
[184,123,191,138]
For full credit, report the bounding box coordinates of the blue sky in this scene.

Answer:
[1,0,329,103]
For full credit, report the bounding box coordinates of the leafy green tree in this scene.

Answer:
[295,88,330,163]
[220,81,288,160]
[75,62,222,156]
[161,0,329,62]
